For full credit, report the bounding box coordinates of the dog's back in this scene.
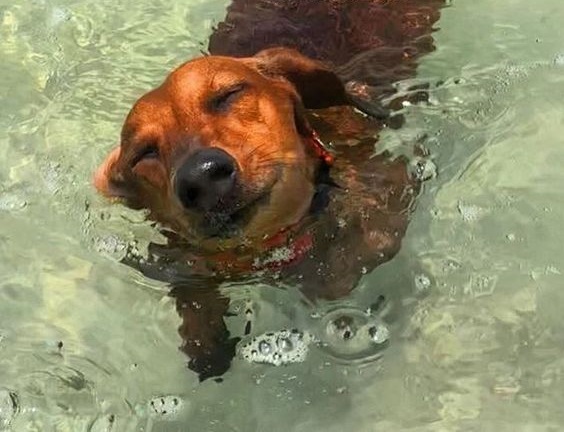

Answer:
[209,0,444,94]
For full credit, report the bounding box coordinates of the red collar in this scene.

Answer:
[307,129,334,166]
[189,225,314,275]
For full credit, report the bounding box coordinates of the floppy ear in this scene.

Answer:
[93,146,127,198]
[248,47,388,119]
[250,47,349,109]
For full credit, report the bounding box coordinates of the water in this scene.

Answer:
[1,0,564,430]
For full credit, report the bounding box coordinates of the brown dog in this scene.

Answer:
[94,0,444,380]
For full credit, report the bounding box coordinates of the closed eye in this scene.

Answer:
[207,82,247,113]
[131,144,159,167]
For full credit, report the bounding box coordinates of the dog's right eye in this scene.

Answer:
[131,145,159,167]
[208,83,246,113]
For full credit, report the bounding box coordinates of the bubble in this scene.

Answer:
[147,395,184,418]
[258,340,272,355]
[316,306,390,364]
[0,388,19,429]
[411,158,437,181]
[368,324,390,344]
[0,193,27,211]
[414,274,432,293]
[93,235,127,257]
[277,338,293,352]
[240,329,314,366]
[327,315,357,341]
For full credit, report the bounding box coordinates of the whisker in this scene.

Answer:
[254,161,303,170]
[244,149,283,165]
[241,141,272,162]
[255,157,301,165]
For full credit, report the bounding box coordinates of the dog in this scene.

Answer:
[94,0,444,381]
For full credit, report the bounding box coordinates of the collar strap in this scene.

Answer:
[191,228,313,275]
[307,130,334,166]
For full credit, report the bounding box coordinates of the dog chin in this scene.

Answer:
[197,198,261,239]
[198,212,243,239]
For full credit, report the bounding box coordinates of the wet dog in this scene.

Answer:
[94,0,444,380]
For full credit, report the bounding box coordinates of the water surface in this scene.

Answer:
[1,0,564,430]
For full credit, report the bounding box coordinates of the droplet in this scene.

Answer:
[368,324,390,344]
[258,340,272,355]
[278,338,293,352]
[414,274,431,293]
[328,316,357,341]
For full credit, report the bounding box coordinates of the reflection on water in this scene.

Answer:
[1,0,564,430]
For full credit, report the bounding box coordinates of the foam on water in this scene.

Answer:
[240,329,315,366]
[0,389,18,429]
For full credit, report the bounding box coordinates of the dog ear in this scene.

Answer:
[93,146,129,199]
[247,47,388,119]
[248,47,348,109]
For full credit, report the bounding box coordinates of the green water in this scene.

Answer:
[1,0,564,430]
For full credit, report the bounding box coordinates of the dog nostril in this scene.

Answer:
[181,186,200,206]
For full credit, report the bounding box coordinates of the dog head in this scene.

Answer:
[94,48,355,248]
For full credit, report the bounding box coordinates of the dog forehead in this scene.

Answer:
[167,56,263,91]
[124,91,172,135]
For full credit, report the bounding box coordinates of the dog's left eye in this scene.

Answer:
[208,83,246,113]
[131,145,159,167]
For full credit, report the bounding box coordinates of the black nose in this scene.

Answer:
[175,148,237,211]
